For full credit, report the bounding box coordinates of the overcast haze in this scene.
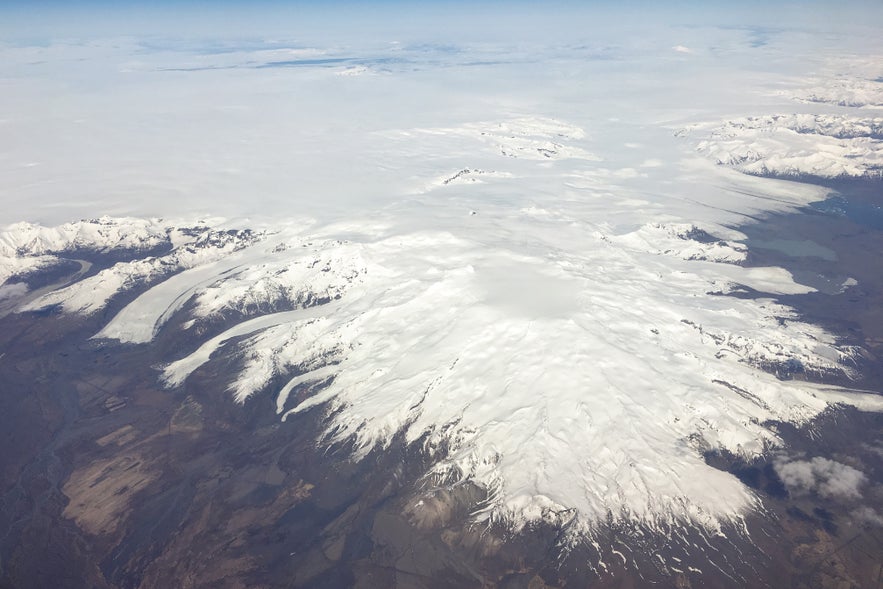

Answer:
[2,1,882,225]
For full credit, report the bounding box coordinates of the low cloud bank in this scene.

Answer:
[774,456,867,500]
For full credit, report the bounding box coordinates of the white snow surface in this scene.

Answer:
[0,216,169,256]
[684,114,883,178]
[795,77,883,108]
[0,216,172,286]
[680,114,883,178]
[48,196,856,536]
[12,224,259,316]
[407,117,599,162]
[149,210,882,536]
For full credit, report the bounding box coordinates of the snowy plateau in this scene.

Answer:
[1,19,883,584]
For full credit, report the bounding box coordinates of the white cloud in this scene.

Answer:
[852,506,883,526]
[775,457,867,500]
[0,282,27,301]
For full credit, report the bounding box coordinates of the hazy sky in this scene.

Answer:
[3,1,882,42]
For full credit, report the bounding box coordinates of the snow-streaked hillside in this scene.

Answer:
[795,77,883,108]
[0,216,173,286]
[681,114,883,178]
